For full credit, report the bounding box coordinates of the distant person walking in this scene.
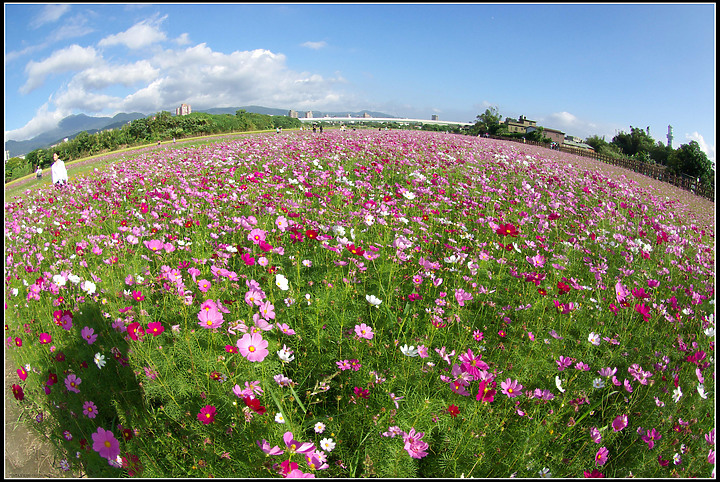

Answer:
[312,124,317,133]
[319,125,323,134]
[35,166,42,179]
[51,152,68,186]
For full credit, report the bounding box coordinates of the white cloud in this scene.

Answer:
[8,40,353,141]
[174,33,191,46]
[30,4,71,28]
[98,16,168,50]
[4,103,69,141]
[21,44,100,94]
[301,41,327,50]
[685,132,716,163]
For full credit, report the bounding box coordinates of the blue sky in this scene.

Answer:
[4,3,716,161]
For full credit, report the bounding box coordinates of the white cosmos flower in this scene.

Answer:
[697,384,708,399]
[588,332,601,346]
[81,280,97,295]
[320,438,336,452]
[53,274,67,287]
[400,344,419,357]
[277,345,295,363]
[555,376,566,393]
[402,191,416,200]
[275,413,285,424]
[672,385,683,403]
[365,294,382,307]
[275,274,289,291]
[67,274,82,284]
[704,327,715,338]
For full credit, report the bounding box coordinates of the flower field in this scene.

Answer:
[5,130,715,477]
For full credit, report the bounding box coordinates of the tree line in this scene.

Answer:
[5,110,303,183]
[468,107,714,189]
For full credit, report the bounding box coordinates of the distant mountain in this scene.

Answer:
[4,106,397,157]
[5,112,147,157]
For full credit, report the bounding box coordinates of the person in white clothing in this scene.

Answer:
[51,152,68,186]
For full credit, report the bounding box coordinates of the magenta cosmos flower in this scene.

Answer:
[237,332,269,362]
[612,414,628,432]
[83,400,98,419]
[81,326,98,344]
[92,427,120,461]
[354,323,374,340]
[197,405,216,425]
[39,333,52,344]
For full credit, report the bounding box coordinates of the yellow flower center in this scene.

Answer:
[249,346,255,352]
[104,441,111,448]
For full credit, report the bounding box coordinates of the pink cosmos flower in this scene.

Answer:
[198,279,212,292]
[454,288,473,306]
[198,306,224,329]
[283,432,316,455]
[354,323,374,340]
[257,439,285,456]
[595,447,609,466]
[92,427,120,461]
[248,228,266,245]
[144,239,164,253]
[259,300,276,320]
[501,378,524,398]
[237,332,269,362]
[39,333,52,344]
[590,427,602,443]
[65,374,82,393]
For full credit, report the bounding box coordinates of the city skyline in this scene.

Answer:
[4,3,715,161]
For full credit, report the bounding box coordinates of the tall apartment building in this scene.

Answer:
[175,104,192,116]
[431,114,439,121]
[305,111,313,119]
[288,110,298,118]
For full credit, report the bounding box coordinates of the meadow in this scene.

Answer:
[5,130,715,478]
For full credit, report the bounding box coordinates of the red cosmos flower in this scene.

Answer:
[583,469,604,478]
[305,229,318,240]
[537,288,548,296]
[557,282,571,295]
[127,322,145,341]
[447,404,460,418]
[346,244,365,256]
[496,223,519,237]
[243,396,267,415]
[12,384,24,400]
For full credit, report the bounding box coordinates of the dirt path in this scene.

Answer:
[5,353,63,478]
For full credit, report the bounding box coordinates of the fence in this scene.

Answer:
[481,135,714,201]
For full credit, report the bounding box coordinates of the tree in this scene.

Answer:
[470,107,502,136]
[611,126,655,158]
[649,141,673,166]
[667,140,713,181]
